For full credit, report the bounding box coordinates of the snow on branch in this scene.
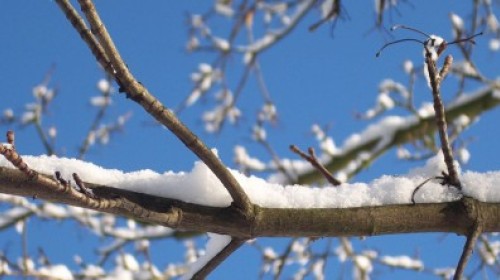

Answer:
[293,85,500,185]
[1,150,500,209]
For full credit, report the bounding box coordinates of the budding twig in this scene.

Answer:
[0,131,37,179]
[73,173,95,198]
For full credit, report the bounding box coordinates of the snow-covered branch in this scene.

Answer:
[1,151,500,238]
[294,85,500,184]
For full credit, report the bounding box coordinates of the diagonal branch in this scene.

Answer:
[54,0,114,75]
[57,0,253,216]
[454,221,482,280]
[191,238,246,280]
[290,145,341,186]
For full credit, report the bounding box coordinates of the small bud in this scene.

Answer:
[6,130,14,145]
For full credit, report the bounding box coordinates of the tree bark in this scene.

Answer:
[1,167,497,239]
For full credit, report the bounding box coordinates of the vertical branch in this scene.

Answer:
[424,52,461,188]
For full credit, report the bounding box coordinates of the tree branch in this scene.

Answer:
[454,198,484,280]
[191,238,246,280]
[2,166,500,238]
[290,145,341,186]
[425,52,461,188]
[54,0,113,75]
[56,0,253,216]
[296,85,500,184]
[454,221,482,280]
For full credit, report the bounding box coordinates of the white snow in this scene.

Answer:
[449,13,464,31]
[0,207,31,229]
[38,264,74,280]
[490,39,500,51]
[380,255,424,270]
[0,149,498,209]
[234,145,266,171]
[182,233,231,279]
[97,79,111,93]
[403,60,413,74]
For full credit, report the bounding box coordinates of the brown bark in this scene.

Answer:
[1,167,497,239]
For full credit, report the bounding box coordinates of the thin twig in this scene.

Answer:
[78,75,113,159]
[237,0,316,53]
[274,238,299,279]
[62,0,253,215]
[290,145,341,186]
[411,177,436,204]
[191,238,246,280]
[33,119,55,156]
[424,50,461,188]
[259,139,295,183]
[454,221,482,280]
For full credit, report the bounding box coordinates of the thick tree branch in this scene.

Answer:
[56,0,253,216]
[1,168,500,239]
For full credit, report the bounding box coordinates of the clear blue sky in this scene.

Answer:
[1,1,499,279]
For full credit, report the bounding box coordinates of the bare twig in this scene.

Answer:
[290,145,341,186]
[78,76,113,159]
[424,51,461,188]
[259,139,295,183]
[309,0,342,32]
[454,221,482,280]
[411,177,436,204]
[273,238,299,279]
[191,238,246,280]
[59,0,253,216]
[237,0,316,54]
[33,119,55,156]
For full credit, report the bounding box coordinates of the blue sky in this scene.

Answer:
[1,1,499,279]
